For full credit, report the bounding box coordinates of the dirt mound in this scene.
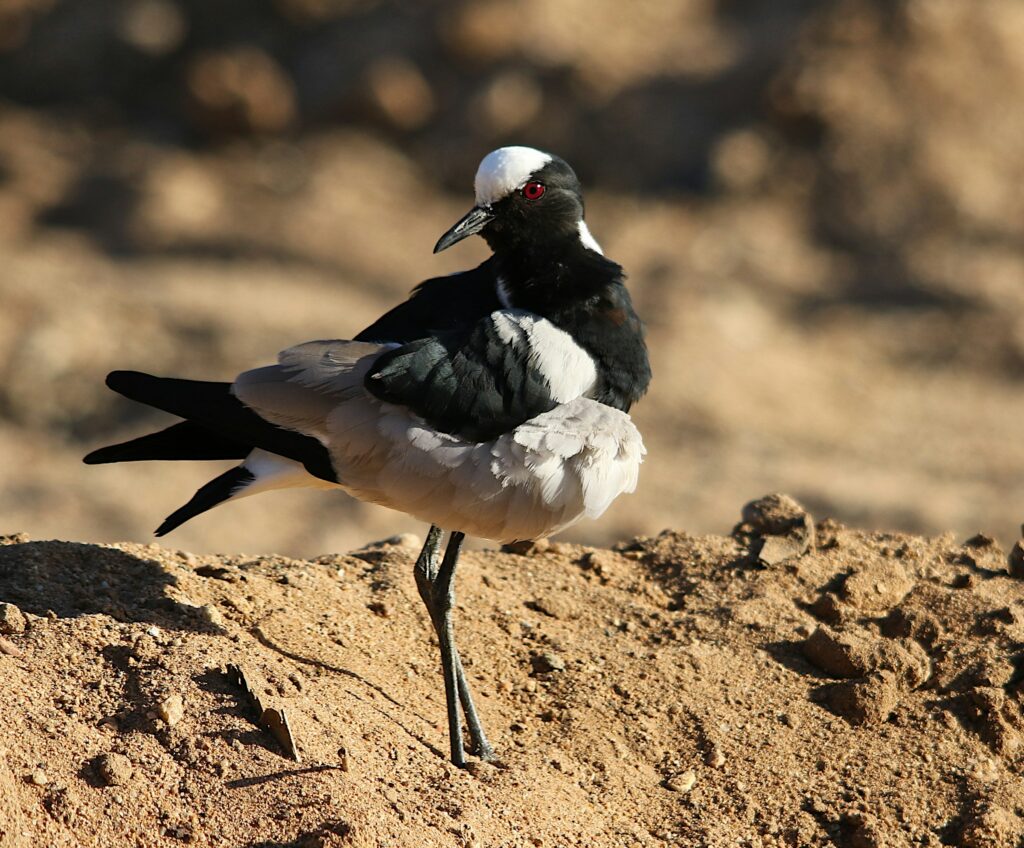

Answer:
[3,496,1024,847]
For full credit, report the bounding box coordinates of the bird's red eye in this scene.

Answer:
[522,181,545,201]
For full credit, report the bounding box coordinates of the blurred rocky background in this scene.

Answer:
[1,0,1023,555]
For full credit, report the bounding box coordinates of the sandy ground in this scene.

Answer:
[3,495,1024,847]
[4,3,1024,846]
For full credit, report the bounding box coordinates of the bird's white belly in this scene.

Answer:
[326,396,645,542]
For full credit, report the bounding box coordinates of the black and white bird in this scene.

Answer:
[85,146,652,766]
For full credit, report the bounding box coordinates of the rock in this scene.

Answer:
[96,752,133,786]
[502,538,550,556]
[802,626,874,679]
[841,562,913,613]
[960,799,1024,848]
[28,768,48,786]
[844,812,887,848]
[0,602,26,634]
[743,494,813,539]
[0,637,23,657]
[156,694,185,727]
[824,671,901,726]
[666,770,696,793]
[968,687,1020,755]
[740,493,811,536]
[198,604,224,628]
[362,534,421,550]
[1008,541,1024,578]
[808,591,846,624]
[704,747,725,768]
[757,535,807,566]
[802,626,930,688]
[959,534,1006,572]
[367,601,391,618]
[530,652,565,674]
[523,595,575,620]
[577,550,623,581]
[882,605,943,646]
[734,493,815,563]
[388,533,422,550]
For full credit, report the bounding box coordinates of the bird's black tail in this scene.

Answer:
[83,420,249,465]
[85,370,339,535]
[86,371,336,481]
[155,466,255,537]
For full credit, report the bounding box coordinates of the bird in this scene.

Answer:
[85,146,652,767]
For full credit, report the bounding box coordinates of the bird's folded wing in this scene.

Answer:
[363,310,595,443]
[231,340,390,441]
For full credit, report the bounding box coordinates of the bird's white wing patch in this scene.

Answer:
[475,147,553,206]
[489,310,597,403]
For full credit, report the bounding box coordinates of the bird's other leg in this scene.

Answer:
[453,648,495,761]
[413,527,494,763]
[434,531,467,767]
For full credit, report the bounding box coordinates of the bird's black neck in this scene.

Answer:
[491,237,652,413]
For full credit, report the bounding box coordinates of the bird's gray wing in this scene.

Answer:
[231,340,393,441]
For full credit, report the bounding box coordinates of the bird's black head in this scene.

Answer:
[434,147,603,257]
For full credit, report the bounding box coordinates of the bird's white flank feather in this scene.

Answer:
[475,147,553,206]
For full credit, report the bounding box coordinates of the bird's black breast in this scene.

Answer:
[560,284,651,413]
[493,244,652,413]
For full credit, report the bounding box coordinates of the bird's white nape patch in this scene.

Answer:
[577,221,603,254]
[474,147,553,206]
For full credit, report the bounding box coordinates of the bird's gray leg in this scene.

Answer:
[414,527,495,764]
[452,647,495,761]
[413,525,444,600]
[433,530,467,767]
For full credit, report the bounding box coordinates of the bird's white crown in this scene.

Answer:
[474,146,553,206]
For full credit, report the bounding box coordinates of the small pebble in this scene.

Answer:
[0,637,23,657]
[156,694,185,727]
[367,601,391,618]
[198,605,224,628]
[29,768,48,786]
[502,538,550,556]
[705,747,726,768]
[667,770,696,793]
[531,652,566,674]
[97,752,133,786]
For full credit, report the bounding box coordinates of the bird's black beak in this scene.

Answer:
[433,205,494,254]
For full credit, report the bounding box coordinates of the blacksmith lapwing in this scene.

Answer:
[85,146,652,766]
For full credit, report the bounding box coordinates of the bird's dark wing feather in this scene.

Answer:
[95,371,338,483]
[355,259,501,344]
[364,315,557,442]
